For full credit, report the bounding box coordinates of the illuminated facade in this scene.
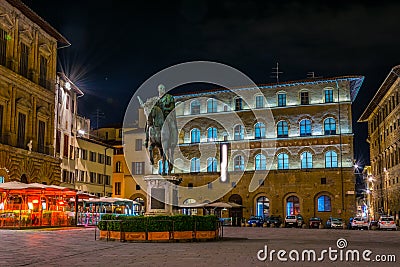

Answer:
[94,124,148,209]
[170,76,363,223]
[0,0,69,184]
[359,65,400,220]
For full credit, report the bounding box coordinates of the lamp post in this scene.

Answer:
[103,147,111,197]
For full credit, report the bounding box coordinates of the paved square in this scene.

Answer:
[0,227,398,266]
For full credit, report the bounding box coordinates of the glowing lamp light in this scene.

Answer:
[32,199,39,204]
[220,144,228,182]
[59,201,65,205]
[65,82,71,90]
[77,129,85,136]
[28,202,33,210]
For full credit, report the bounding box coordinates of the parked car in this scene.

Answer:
[378,216,397,231]
[309,217,322,229]
[296,214,305,227]
[247,216,264,227]
[326,217,344,229]
[351,217,369,230]
[284,214,304,228]
[265,215,282,227]
[369,220,379,230]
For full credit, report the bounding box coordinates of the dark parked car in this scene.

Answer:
[309,217,322,229]
[265,215,282,227]
[369,220,378,230]
[247,216,264,227]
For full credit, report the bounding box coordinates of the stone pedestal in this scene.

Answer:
[144,175,179,216]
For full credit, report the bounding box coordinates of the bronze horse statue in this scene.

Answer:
[138,96,177,175]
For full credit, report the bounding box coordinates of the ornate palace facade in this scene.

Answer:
[359,65,400,220]
[0,0,69,184]
[170,76,363,223]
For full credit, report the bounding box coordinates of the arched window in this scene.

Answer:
[191,128,200,143]
[254,122,265,139]
[190,100,200,115]
[299,119,311,136]
[277,153,289,170]
[301,152,312,169]
[207,98,217,113]
[158,160,169,174]
[317,195,331,212]
[277,121,288,138]
[207,157,217,172]
[286,196,300,215]
[233,155,244,171]
[234,125,244,140]
[256,196,269,218]
[115,161,122,173]
[255,154,266,170]
[190,158,200,172]
[324,118,336,135]
[207,127,217,142]
[325,151,338,168]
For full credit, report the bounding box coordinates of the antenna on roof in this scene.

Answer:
[307,71,322,79]
[271,62,283,83]
[92,108,105,131]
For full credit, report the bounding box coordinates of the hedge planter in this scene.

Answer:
[147,231,171,241]
[99,230,121,241]
[195,230,217,239]
[173,231,193,240]
[124,232,146,241]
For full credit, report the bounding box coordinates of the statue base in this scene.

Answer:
[144,175,179,216]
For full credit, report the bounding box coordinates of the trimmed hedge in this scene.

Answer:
[98,215,218,232]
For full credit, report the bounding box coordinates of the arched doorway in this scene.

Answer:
[256,196,270,219]
[286,195,300,215]
[229,194,243,226]
[182,198,197,215]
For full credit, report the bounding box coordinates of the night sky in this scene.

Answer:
[23,0,400,166]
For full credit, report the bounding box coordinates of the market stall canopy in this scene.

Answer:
[205,202,242,208]
[83,197,139,205]
[178,202,207,208]
[0,181,76,193]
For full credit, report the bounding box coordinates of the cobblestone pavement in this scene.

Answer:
[0,227,399,267]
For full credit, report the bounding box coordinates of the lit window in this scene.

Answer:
[191,128,200,143]
[277,153,289,170]
[207,127,217,142]
[207,157,217,172]
[158,160,169,174]
[254,122,265,139]
[190,100,200,114]
[255,154,266,170]
[234,125,244,140]
[255,95,264,108]
[235,98,243,111]
[277,93,286,107]
[299,119,311,136]
[325,89,334,103]
[234,155,244,171]
[277,121,288,138]
[190,158,200,172]
[317,195,331,212]
[325,151,338,168]
[300,91,309,105]
[301,152,312,169]
[324,118,336,135]
[207,98,218,113]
